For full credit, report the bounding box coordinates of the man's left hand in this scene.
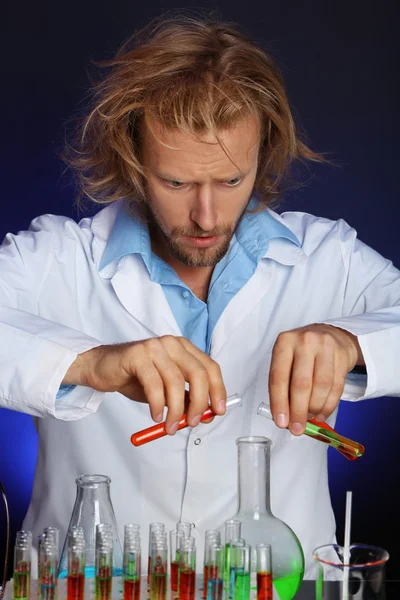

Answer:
[269,324,364,435]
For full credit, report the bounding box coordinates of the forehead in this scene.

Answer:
[142,113,260,174]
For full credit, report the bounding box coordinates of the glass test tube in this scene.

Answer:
[257,402,364,460]
[229,539,245,599]
[148,523,165,584]
[256,545,272,600]
[39,538,58,600]
[123,527,141,600]
[131,394,242,446]
[150,539,167,600]
[67,541,86,600]
[233,545,250,600]
[224,520,241,589]
[202,531,221,599]
[95,528,113,600]
[206,544,224,600]
[13,531,32,600]
[178,538,196,600]
[170,522,192,592]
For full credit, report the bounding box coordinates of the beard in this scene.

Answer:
[145,202,247,268]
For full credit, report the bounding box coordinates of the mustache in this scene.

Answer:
[171,225,232,237]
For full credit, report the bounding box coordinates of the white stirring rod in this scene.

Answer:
[342,490,352,600]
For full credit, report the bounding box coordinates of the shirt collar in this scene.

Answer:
[99,196,301,272]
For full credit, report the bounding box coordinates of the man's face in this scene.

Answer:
[141,113,260,268]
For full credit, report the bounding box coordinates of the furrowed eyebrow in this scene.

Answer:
[154,168,251,183]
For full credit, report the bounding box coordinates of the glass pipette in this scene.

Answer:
[257,403,364,460]
[131,394,242,447]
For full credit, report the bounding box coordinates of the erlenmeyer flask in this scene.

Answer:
[228,437,304,600]
[58,474,123,578]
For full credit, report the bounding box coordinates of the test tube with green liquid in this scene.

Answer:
[223,520,241,590]
[257,403,365,460]
[233,545,250,600]
[13,531,32,600]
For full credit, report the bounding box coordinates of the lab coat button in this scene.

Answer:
[194,438,201,445]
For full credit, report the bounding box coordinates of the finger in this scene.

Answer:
[269,333,295,428]
[151,352,186,434]
[289,348,315,435]
[176,337,227,416]
[128,363,166,421]
[315,362,347,422]
[307,350,335,418]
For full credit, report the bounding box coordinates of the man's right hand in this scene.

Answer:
[62,336,227,434]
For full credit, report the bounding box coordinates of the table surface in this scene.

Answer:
[3,576,400,600]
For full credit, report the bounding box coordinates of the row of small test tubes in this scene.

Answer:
[12,519,272,600]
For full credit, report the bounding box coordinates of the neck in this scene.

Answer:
[236,437,272,516]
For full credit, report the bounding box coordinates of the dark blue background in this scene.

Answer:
[1,0,399,582]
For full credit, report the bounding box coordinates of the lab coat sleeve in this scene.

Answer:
[0,215,103,420]
[322,219,400,400]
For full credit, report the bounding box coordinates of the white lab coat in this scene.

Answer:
[1,201,399,579]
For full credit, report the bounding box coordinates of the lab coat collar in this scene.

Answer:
[94,196,306,275]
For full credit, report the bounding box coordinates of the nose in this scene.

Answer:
[189,185,218,232]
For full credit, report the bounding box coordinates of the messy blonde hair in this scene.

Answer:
[64,14,325,208]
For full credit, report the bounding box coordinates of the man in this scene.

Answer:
[0,15,399,579]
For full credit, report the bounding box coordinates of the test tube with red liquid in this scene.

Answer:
[148,523,165,585]
[170,523,192,594]
[67,542,86,600]
[150,537,168,600]
[131,394,242,447]
[256,544,272,600]
[178,538,196,600]
[95,527,113,600]
[123,525,141,600]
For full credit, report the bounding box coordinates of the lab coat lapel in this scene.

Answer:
[110,254,182,338]
[210,259,274,357]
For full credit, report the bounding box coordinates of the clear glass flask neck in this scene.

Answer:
[236,437,273,517]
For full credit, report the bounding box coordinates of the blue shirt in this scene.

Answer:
[57,197,299,399]
[100,196,300,353]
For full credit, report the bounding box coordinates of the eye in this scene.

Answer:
[165,180,185,189]
[225,177,242,187]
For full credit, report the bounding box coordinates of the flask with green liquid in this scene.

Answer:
[228,437,304,600]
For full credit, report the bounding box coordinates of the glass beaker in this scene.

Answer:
[313,543,389,599]
[227,437,304,600]
[58,474,123,578]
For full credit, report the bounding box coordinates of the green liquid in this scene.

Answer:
[224,544,231,588]
[234,572,250,600]
[13,571,30,600]
[273,571,303,600]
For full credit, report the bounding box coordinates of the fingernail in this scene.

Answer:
[154,412,163,423]
[315,414,326,422]
[168,421,180,435]
[307,412,315,420]
[276,413,287,428]
[291,422,304,435]
[217,399,226,414]
[190,415,201,428]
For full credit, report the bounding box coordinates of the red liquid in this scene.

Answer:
[171,561,179,592]
[202,565,209,599]
[68,573,85,600]
[147,556,151,585]
[96,566,112,600]
[257,571,272,600]
[124,578,140,600]
[179,569,196,600]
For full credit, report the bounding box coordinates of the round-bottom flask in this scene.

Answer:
[228,437,304,600]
